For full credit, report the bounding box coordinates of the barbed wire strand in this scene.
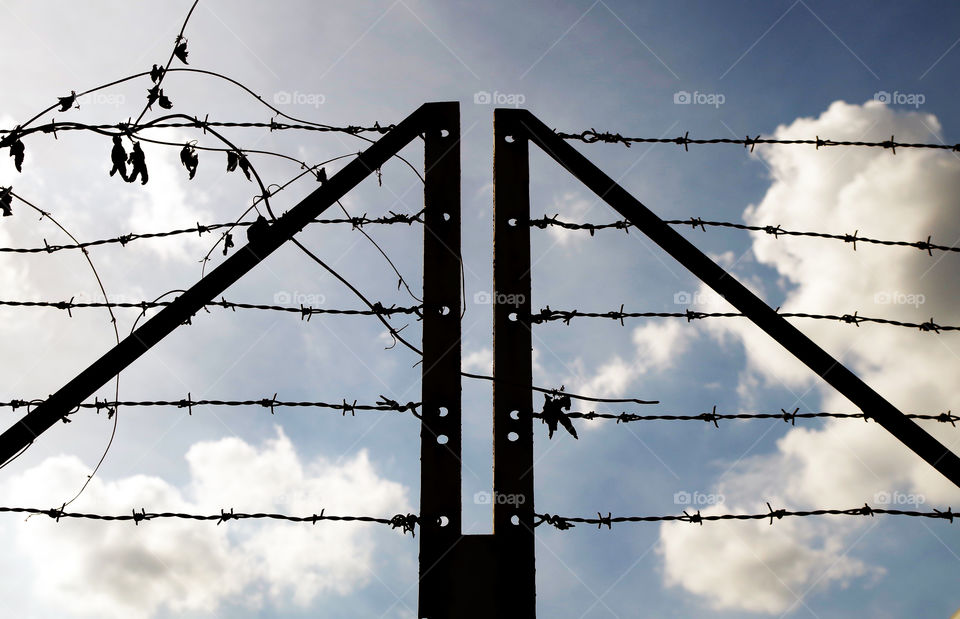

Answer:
[556,129,960,152]
[529,215,960,256]
[532,406,958,427]
[534,503,956,530]
[0,506,419,535]
[529,306,958,334]
[3,395,421,420]
[0,298,422,321]
[0,211,423,255]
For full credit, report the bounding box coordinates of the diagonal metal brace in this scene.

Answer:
[0,102,441,465]
[505,107,960,490]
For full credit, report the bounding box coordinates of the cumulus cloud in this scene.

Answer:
[1,428,410,618]
[123,135,215,262]
[570,320,689,399]
[658,100,960,613]
[541,191,601,247]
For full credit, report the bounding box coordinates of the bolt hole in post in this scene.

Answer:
[510,410,520,420]
[439,305,451,316]
[442,212,451,221]
[438,515,449,527]
[508,312,518,322]
[440,128,450,138]
[504,134,515,143]
[507,431,519,442]
[510,515,520,525]
[437,434,448,445]
[438,406,448,417]
[507,218,517,227]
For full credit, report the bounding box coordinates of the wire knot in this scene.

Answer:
[937,410,956,426]
[534,513,574,530]
[766,502,785,524]
[781,407,798,425]
[390,513,418,536]
[840,311,861,326]
[699,405,719,428]
[934,507,954,522]
[596,511,613,529]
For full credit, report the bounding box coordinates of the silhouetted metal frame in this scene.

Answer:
[419,103,467,617]
[0,102,443,464]
[492,110,537,616]
[504,107,960,490]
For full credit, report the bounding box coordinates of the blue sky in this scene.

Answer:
[0,1,959,617]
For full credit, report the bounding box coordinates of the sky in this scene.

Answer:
[0,0,959,617]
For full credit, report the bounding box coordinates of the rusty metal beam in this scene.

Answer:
[0,103,433,466]
[510,108,960,490]
[492,108,536,617]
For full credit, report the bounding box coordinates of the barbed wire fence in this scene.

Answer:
[0,4,958,618]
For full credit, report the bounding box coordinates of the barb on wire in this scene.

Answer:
[529,215,960,257]
[0,298,422,321]
[532,406,959,426]
[529,306,960,333]
[534,503,956,530]
[556,129,960,152]
[0,506,419,535]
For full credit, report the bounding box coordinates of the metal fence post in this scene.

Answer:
[492,108,536,617]
[419,101,465,617]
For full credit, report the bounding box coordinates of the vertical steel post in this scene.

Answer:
[492,108,536,617]
[419,101,464,617]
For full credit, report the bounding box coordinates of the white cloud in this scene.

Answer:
[123,135,215,262]
[542,191,600,247]
[659,100,960,613]
[462,346,492,374]
[571,320,689,399]
[1,428,411,618]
